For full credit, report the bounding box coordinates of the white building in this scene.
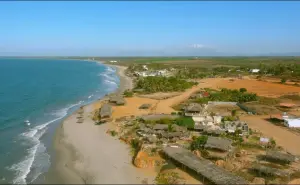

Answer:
[249,69,260,73]
[142,65,148,70]
[109,60,118,63]
[284,118,300,128]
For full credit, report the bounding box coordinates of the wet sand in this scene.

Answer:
[46,65,154,184]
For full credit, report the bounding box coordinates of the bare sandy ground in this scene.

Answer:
[47,65,155,184]
[240,115,300,155]
[199,78,300,98]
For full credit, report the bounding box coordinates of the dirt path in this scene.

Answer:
[240,115,300,155]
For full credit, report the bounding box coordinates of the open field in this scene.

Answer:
[200,78,300,98]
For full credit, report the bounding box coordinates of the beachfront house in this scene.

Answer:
[249,69,260,73]
[109,95,126,105]
[99,104,112,119]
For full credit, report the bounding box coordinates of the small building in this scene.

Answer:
[173,124,187,132]
[153,124,168,131]
[139,104,151,109]
[284,118,300,128]
[204,136,233,152]
[265,150,296,164]
[249,69,260,73]
[142,65,148,70]
[185,103,204,116]
[99,104,112,118]
[109,96,126,105]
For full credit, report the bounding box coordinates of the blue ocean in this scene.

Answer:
[0,58,119,184]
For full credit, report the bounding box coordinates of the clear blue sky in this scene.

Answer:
[0,1,300,56]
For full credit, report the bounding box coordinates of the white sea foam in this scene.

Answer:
[9,100,84,184]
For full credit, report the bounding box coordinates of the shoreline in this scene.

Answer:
[45,63,152,184]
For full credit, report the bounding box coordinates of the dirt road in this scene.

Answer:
[240,115,300,155]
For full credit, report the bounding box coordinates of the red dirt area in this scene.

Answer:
[240,115,300,155]
[200,78,300,98]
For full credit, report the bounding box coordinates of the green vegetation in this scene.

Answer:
[109,130,118,137]
[190,135,208,151]
[281,78,287,84]
[239,88,247,93]
[130,138,141,156]
[123,90,133,97]
[174,117,195,129]
[135,76,198,93]
[195,88,258,104]
[155,171,182,184]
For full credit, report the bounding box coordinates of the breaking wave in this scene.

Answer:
[8,101,83,184]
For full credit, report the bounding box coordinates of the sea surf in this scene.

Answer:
[0,58,119,184]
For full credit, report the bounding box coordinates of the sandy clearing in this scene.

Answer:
[240,115,300,155]
[200,78,300,98]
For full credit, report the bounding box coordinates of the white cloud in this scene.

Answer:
[189,44,207,49]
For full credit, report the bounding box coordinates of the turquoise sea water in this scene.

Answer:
[0,58,119,184]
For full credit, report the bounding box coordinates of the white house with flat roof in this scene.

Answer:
[249,69,260,73]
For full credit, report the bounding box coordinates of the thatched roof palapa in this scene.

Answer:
[99,104,112,118]
[265,150,296,163]
[163,146,248,185]
[204,136,232,152]
[185,103,204,113]
[153,124,168,130]
[139,104,151,109]
[109,95,126,105]
[251,164,289,177]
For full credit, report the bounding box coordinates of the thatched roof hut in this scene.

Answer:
[139,104,151,109]
[204,136,232,152]
[185,103,204,113]
[140,114,180,121]
[99,104,112,118]
[163,146,248,185]
[251,164,289,177]
[109,95,126,105]
[265,151,296,163]
[153,124,168,130]
[173,124,187,132]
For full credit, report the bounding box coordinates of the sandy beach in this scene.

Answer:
[46,64,154,184]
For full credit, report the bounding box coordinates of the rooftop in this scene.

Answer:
[163,146,248,185]
[99,104,112,118]
[204,136,233,152]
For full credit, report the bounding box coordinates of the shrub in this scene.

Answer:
[155,171,182,184]
[239,88,247,93]
[190,135,208,151]
[175,117,195,129]
[110,130,118,137]
[231,109,237,116]
[123,90,133,97]
[171,112,177,115]
[281,78,287,84]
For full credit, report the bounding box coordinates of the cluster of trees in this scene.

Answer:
[195,88,258,104]
[258,63,300,77]
[135,76,198,93]
[175,67,209,79]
